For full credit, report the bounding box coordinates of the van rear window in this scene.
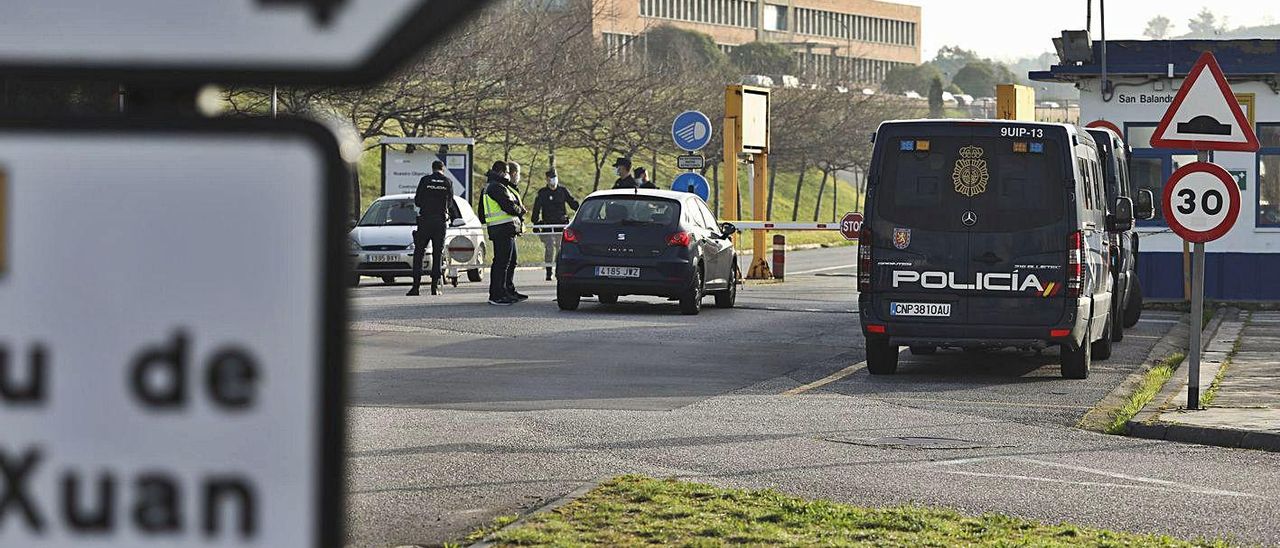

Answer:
[874,136,1067,232]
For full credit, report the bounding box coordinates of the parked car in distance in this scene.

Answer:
[348,194,485,287]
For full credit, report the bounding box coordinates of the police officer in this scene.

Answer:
[611,157,638,189]
[635,167,657,189]
[408,160,464,296]
[481,160,528,305]
[532,168,579,281]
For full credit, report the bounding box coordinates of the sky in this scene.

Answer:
[899,1,1279,62]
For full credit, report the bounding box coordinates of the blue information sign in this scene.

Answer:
[671,110,713,152]
[671,172,710,201]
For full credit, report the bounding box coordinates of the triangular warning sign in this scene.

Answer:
[1151,52,1259,152]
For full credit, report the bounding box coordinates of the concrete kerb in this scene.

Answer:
[1124,308,1280,452]
[1126,307,1225,438]
[467,479,604,548]
[1077,312,1191,432]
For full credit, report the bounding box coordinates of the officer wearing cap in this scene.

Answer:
[611,157,638,189]
[532,168,579,281]
[635,167,657,189]
[407,160,464,296]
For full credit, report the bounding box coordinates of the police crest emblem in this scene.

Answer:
[952,145,989,197]
[893,227,911,250]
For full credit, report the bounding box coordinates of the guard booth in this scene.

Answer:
[1032,40,1280,300]
[378,136,475,201]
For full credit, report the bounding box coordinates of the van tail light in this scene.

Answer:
[857,226,873,292]
[866,324,886,334]
[1066,230,1083,297]
[562,227,579,243]
[666,231,692,247]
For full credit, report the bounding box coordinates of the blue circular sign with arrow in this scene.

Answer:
[671,172,710,201]
[671,110,713,152]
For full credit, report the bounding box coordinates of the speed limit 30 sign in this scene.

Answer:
[1162,161,1240,243]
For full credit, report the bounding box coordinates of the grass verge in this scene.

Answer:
[447,514,519,548]
[1105,352,1186,435]
[485,475,1221,547]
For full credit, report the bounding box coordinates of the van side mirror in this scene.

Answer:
[720,222,737,238]
[1134,189,1155,220]
[1108,197,1134,232]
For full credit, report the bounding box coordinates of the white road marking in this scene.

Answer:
[789,264,858,276]
[1137,318,1179,324]
[927,456,1260,499]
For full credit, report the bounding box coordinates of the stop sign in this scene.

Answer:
[840,212,864,240]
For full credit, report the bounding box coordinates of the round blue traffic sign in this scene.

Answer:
[671,172,710,201]
[671,110,713,152]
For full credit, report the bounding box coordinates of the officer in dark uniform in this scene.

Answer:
[408,160,463,296]
[635,167,657,189]
[532,168,580,280]
[611,157,638,189]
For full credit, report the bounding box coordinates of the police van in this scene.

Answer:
[1085,126,1156,339]
[858,120,1128,379]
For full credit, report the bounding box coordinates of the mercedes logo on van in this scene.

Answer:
[961,210,978,227]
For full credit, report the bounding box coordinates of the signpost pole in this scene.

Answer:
[1189,241,1205,409]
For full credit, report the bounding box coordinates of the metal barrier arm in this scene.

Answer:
[721,221,840,230]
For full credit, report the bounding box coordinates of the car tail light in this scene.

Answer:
[866,324,886,334]
[1050,328,1072,338]
[562,227,579,243]
[1067,230,1083,297]
[857,226,873,292]
[666,231,692,247]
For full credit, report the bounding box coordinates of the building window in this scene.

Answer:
[1257,124,1280,226]
[763,4,787,31]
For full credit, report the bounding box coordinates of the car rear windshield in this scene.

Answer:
[874,136,1067,232]
[360,199,416,226]
[577,197,680,226]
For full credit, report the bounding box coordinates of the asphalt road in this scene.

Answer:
[346,246,1280,547]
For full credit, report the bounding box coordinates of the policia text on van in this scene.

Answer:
[857,120,1152,379]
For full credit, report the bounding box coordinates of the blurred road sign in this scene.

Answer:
[1151,52,1260,152]
[672,111,713,152]
[1163,161,1240,243]
[672,172,710,200]
[0,0,489,84]
[840,212,864,240]
[677,154,706,170]
[0,118,345,547]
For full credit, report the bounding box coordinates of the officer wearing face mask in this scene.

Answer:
[635,167,657,189]
[532,168,580,281]
[611,156,638,189]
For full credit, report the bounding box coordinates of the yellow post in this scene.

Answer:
[746,149,772,279]
[722,119,739,223]
[996,84,1035,121]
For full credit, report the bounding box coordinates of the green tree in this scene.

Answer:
[881,63,942,94]
[928,76,944,117]
[730,41,796,76]
[930,45,980,83]
[643,25,728,71]
[951,61,1016,97]
[1144,15,1172,39]
[1187,8,1225,37]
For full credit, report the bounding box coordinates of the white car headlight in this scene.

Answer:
[348,237,360,253]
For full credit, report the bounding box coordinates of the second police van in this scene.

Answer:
[858,120,1143,379]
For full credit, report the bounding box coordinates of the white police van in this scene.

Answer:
[858,120,1128,379]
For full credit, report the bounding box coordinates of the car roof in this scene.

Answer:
[377,194,415,201]
[587,189,699,201]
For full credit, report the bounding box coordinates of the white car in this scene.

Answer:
[347,194,486,287]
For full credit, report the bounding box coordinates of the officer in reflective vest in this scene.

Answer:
[480,160,527,305]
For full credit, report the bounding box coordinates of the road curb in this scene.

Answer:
[467,479,603,548]
[1129,309,1224,427]
[1077,313,1190,432]
[1124,309,1280,452]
